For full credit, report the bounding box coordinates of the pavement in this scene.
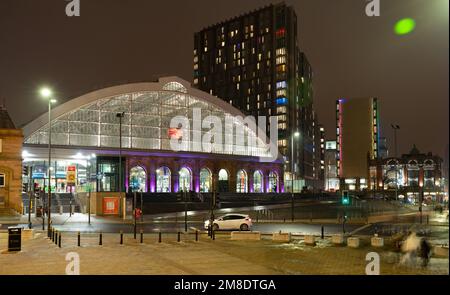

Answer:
[0,230,447,275]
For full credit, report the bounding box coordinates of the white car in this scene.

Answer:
[204,214,252,231]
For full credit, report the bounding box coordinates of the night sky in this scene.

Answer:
[0,0,448,156]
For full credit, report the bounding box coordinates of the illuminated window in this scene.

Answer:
[278,122,287,130]
[276,48,286,56]
[276,89,286,97]
[276,81,287,89]
[276,65,286,72]
[276,97,288,105]
[278,115,287,121]
[277,106,287,114]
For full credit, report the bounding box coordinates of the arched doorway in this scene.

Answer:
[156,167,171,192]
[268,171,278,193]
[179,167,191,192]
[236,169,248,193]
[200,168,212,192]
[129,166,146,192]
[253,170,263,193]
[218,169,229,192]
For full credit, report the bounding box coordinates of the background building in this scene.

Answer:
[193,3,321,191]
[324,140,339,191]
[0,106,23,212]
[336,97,380,191]
[368,144,444,203]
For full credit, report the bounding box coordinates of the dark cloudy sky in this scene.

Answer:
[0,0,448,156]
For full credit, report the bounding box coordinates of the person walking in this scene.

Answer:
[419,238,432,267]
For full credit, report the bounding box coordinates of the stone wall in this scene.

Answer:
[0,129,24,212]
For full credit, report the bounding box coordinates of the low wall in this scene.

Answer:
[231,231,261,241]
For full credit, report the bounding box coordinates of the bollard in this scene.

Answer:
[195,230,198,242]
[177,231,181,242]
[427,215,429,225]
[158,231,162,243]
[54,231,58,245]
[99,232,103,246]
[212,229,215,240]
[51,228,55,242]
[321,225,324,239]
[140,230,144,244]
[58,233,61,248]
[77,231,80,247]
[120,231,123,245]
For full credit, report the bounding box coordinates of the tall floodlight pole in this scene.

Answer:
[291,131,300,222]
[40,87,56,235]
[116,112,125,218]
[391,124,400,201]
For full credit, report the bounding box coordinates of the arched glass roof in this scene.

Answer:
[23,77,274,158]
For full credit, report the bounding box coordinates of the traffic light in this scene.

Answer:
[22,166,29,176]
[22,182,28,193]
[341,191,350,205]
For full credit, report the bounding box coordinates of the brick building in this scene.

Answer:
[0,106,23,212]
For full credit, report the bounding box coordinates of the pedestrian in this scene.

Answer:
[419,238,431,267]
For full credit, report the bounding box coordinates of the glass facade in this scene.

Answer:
[129,166,146,192]
[218,169,229,192]
[253,170,263,193]
[156,167,171,192]
[236,169,248,193]
[25,87,270,158]
[179,167,191,192]
[200,168,212,192]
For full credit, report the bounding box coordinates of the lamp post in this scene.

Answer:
[116,112,125,218]
[291,131,300,222]
[40,87,56,235]
[391,124,400,201]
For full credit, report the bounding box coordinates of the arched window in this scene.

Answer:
[268,171,278,193]
[179,167,191,192]
[253,171,263,193]
[156,167,171,192]
[129,166,146,192]
[200,168,212,192]
[218,169,229,192]
[236,169,248,193]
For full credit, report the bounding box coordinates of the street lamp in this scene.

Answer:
[40,87,56,236]
[116,112,125,219]
[291,131,300,222]
[391,124,400,201]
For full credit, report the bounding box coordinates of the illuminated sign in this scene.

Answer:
[326,141,337,150]
[67,165,76,185]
